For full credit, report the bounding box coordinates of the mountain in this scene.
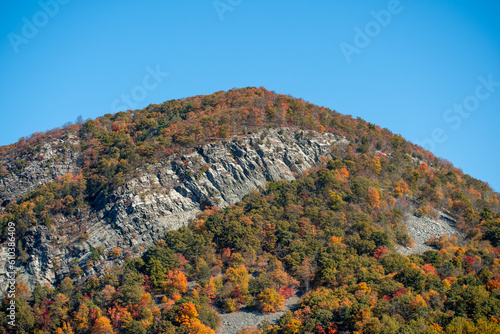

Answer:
[0,87,499,333]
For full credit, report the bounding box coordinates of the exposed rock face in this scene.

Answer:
[218,293,300,334]
[397,211,461,255]
[0,137,81,202]
[0,128,348,292]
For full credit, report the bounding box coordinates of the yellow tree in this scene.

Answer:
[224,265,250,293]
[370,156,382,175]
[283,318,302,334]
[187,319,216,334]
[55,322,74,334]
[329,191,345,211]
[393,179,411,198]
[72,301,90,332]
[368,187,381,210]
[16,281,31,301]
[92,316,114,334]
[176,302,199,326]
[163,270,188,295]
[257,288,285,313]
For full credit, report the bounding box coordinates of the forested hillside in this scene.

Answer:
[0,87,499,333]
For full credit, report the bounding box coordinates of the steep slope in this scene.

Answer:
[0,87,499,334]
[0,135,81,202]
[0,128,347,291]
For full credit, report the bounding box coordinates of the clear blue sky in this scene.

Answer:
[1,0,499,191]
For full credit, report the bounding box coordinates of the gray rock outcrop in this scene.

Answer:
[0,128,348,292]
[0,136,81,202]
[397,211,462,255]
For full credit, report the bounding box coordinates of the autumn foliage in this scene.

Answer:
[0,87,500,333]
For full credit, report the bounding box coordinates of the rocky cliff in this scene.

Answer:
[0,128,348,292]
[0,135,82,203]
